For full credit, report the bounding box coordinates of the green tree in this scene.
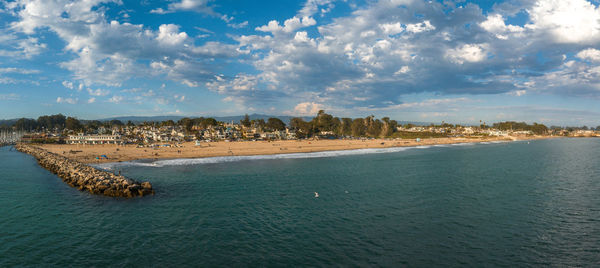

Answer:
[240,114,251,127]
[65,117,82,131]
[15,118,38,131]
[340,118,353,136]
[266,118,286,131]
[177,117,194,132]
[351,118,366,137]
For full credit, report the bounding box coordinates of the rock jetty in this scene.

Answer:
[16,144,154,198]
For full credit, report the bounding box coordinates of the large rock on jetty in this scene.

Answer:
[16,144,154,198]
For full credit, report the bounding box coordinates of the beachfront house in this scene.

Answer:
[68,133,123,145]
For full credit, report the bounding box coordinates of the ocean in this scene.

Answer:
[1,138,599,266]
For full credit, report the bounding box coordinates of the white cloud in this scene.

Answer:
[87,97,96,103]
[62,81,74,89]
[150,0,216,15]
[56,97,77,104]
[87,88,110,96]
[294,102,323,115]
[405,20,435,33]
[7,0,237,87]
[256,16,316,33]
[228,21,249,29]
[480,14,524,39]
[576,48,600,62]
[446,44,489,64]
[0,67,40,74]
[108,95,124,103]
[156,24,189,46]
[527,0,600,44]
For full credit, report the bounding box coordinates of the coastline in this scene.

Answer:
[36,135,556,164]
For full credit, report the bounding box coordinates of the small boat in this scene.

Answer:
[314,192,319,198]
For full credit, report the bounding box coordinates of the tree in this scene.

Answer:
[367,118,383,137]
[109,120,124,126]
[200,118,218,128]
[15,118,38,131]
[351,118,366,137]
[311,110,336,133]
[255,119,266,129]
[65,117,82,131]
[240,114,251,127]
[161,120,175,126]
[290,117,312,138]
[340,118,353,136]
[177,117,194,132]
[266,117,286,131]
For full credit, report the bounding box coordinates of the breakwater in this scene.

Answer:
[15,144,154,198]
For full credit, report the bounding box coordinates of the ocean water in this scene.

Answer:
[1,139,600,266]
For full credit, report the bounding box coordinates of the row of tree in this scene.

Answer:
[492,121,549,135]
[6,112,567,138]
[284,111,400,138]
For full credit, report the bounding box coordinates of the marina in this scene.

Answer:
[0,129,25,146]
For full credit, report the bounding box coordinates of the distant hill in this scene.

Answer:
[0,119,18,127]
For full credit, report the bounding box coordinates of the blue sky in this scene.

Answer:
[1,0,600,126]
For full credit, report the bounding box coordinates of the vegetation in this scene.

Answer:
[4,111,581,140]
[390,131,448,139]
[492,121,549,135]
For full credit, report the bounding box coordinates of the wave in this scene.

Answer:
[95,147,414,169]
[94,140,504,169]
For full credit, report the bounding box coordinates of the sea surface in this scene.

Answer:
[1,138,600,266]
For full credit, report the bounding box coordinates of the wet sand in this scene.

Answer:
[34,136,549,164]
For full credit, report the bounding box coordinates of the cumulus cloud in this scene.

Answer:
[526,0,600,44]
[256,16,316,33]
[576,48,600,62]
[446,44,489,64]
[6,0,600,115]
[293,102,324,116]
[6,0,238,88]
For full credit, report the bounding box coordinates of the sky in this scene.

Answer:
[1,0,600,126]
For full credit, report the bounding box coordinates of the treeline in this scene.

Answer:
[286,110,400,138]
[492,121,549,135]
[12,114,130,132]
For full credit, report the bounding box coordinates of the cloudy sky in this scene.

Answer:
[1,0,600,126]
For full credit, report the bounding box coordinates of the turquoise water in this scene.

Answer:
[1,139,600,266]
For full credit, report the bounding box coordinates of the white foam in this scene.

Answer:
[94,140,506,169]
[95,146,414,169]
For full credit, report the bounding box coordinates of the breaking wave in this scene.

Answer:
[95,141,502,169]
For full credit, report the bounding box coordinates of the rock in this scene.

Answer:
[15,144,155,198]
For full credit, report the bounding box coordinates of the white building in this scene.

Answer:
[68,133,123,145]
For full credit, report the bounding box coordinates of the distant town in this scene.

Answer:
[1,111,598,146]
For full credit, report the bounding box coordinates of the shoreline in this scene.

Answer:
[96,140,514,169]
[36,136,557,165]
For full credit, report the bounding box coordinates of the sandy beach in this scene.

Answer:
[33,136,549,164]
